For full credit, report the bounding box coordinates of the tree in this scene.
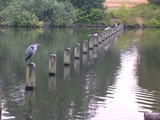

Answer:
[24,0,77,26]
[77,8,104,24]
[0,0,42,27]
[0,0,12,10]
[69,0,107,25]
[70,0,105,12]
[0,0,77,27]
[147,0,160,5]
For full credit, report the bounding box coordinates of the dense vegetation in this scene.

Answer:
[0,0,107,27]
[0,0,160,28]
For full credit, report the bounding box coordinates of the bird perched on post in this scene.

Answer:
[25,43,40,61]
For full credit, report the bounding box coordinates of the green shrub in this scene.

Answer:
[147,18,160,27]
[109,6,132,24]
[108,4,160,28]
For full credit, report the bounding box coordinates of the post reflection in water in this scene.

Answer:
[48,76,56,94]
[64,66,70,82]
[82,54,88,65]
[89,50,94,61]
[74,59,80,74]
[98,42,103,51]
[25,91,35,120]
[93,46,98,59]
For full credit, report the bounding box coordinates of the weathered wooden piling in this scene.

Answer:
[83,40,88,54]
[101,41,105,50]
[144,112,160,120]
[64,48,71,66]
[94,36,98,46]
[108,29,111,37]
[89,37,94,50]
[98,41,103,50]
[102,32,105,41]
[98,33,102,43]
[74,43,80,59]
[49,54,57,76]
[106,30,109,38]
[26,62,36,90]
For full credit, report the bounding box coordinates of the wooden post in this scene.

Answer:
[94,36,98,46]
[49,54,57,76]
[26,62,36,90]
[98,41,103,51]
[106,31,109,38]
[64,48,71,66]
[104,39,109,46]
[74,43,80,59]
[83,40,88,54]
[104,31,107,39]
[89,37,94,50]
[100,40,105,50]
[108,29,111,37]
[102,32,105,41]
[98,33,102,43]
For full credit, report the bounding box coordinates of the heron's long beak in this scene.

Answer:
[37,44,41,46]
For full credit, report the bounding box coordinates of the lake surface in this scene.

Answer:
[0,27,160,120]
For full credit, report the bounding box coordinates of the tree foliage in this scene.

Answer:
[0,0,77,27]
[0,0,42,27]
[147,0,160,5]
[24,0,77,26]
[70,0,105,12]
[58,0,107,25]
[0,0,107,27]
[77,8,104,24]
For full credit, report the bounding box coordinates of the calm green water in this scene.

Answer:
[0,27,160,120]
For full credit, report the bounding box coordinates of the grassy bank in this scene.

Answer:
[107,4,160,28]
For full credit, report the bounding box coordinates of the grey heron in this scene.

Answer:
[25,43,40,61]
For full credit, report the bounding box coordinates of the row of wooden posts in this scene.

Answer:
[25,24,124,90]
